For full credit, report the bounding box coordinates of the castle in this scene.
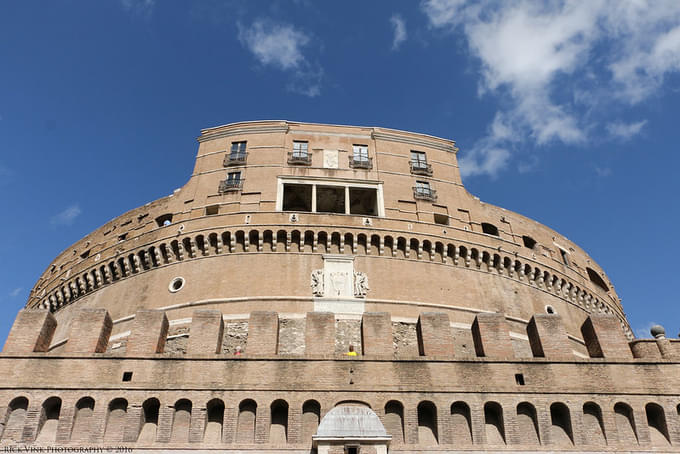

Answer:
[1,120,678,453]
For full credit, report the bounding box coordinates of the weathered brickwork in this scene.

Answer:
[3,122,677,452]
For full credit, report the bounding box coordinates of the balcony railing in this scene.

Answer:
[223,153,248,166]
[349,156,373,169]
[413,186,437,202]
[287,152,312,165]
[218,179,244,193]
[410,161,433,176]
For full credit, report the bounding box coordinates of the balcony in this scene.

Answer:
[410,161,433,176]
[413,186,437,202]
[349,156,373,170]
[223,153,248,166]
[218,179,244,193]
[287,152,312,165]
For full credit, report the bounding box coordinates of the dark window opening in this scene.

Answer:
[546,305,555,314]
[118,233,128,242]
[283,184,312,212]
[515,373,525,385]
[522,235,537,249]
[155,214,173,227]
[122,372,132,382]
[586,267,609,292]
[230,141,247,157]
[482,223,499,236]
[317,186,345,213]
[434,214,449,225]
[559,248,570,266]
[205,205,219,216]
[345,446,359,454]
[79,249,91,259]
[349,187,377,216]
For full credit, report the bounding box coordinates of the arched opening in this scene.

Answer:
[205,399,224,444]
[409,239,419,259]
[370,235,380,255]
[384,236,394,256]
[578,402,605,445]
[304,230,314,253]
[291,230,301,253]
[417,401,438,445]
[261,230,273,252]
[550,403,573,445]
[155,213,173,227]
[586,267,610,292]
[317,231,328,253]
[237,399,257,443]
[614,402,637,445]
[516,402,539,445]
[484,402,505,444]
[249,230,259,252]
[481,223,499,236]
[422,240,432,260]
[270,399,289,444]
[235,231,246,253]
[181,238,193,258]
[522,235,537,249]
[435,242,444,262]
[170,399,192,443]
[646,403,670,445]
[344,233,354,254]
[356,234,367,255]
[138,398,160,443]
[104,398,128,442]
[71,397,95,442]
[384,400,404,444]
[450,401,472,445]
[2,397,29,442]
[397,237,407,258]
[148,247,159,267]
[330,232,342,254]
[195,235,207,256]
[302,400,321,444]
[276,230,287,252]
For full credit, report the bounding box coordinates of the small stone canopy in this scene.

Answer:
[313,405,391,441]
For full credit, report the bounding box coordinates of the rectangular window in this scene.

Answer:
[316,186,346,213]
[415,180,431,195]
[411,150,427,167]
[227,171,241,183]
[282,184,312,212]
[230,141,247,158]
[278,178,383,216]
[353,145,368,161]
[293,141,309,157]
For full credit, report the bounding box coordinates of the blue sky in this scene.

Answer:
[1,0,680,344]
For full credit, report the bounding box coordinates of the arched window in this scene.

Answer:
[451,401,472,445]
[646,403,670,445]
[302,400,321,444]
[481,223,499,236]
[71,397,95,442]
[522,235,537,249]
[614,402,637,445]
[582,402,606,445]
[417,401,438,445]
[35,397,61,442]
[170,399,192,443]
[205,399,224,444]
[138,398,159,443]
[270,400,289,444]
[104,398,128,442]
[586,267,610,292]
[237,400,257,443]
[2,397,29,442]
[550,403,573,445]
[384,401,404,444]
[516,402,539,445]
[484,402,505,444]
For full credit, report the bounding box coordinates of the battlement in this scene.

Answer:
[4,308,674,361]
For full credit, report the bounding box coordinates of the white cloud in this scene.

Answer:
[120,0,154,15]
[50,204,81,226]
[9,287,22,298]
[635,321,662,339]
[238,19,322,96]
[595,166,612,177]
[606,120,647,141]
[390,14,407,50]
[421,0,680,177]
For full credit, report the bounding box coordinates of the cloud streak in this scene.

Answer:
[50,204,81,226]
[238,19,322,97]
[390,14,407,50]
[9,287,22,298]
[421,0,680,177]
